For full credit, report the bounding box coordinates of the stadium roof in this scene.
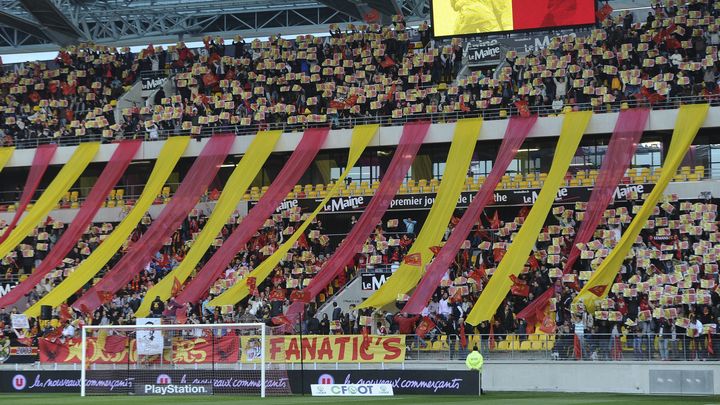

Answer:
[0,0,649,55]
[0,0,430,54]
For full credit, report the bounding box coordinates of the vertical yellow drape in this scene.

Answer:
[0,143,99,260]
[134,131,282,316]
[574,104,709,311]
[0,147,14,173]
[25,137,190,316]
[208,125,379,307]
[358,118,483,309]
[467,111,592,325]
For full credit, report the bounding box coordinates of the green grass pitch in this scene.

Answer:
[1,392,718,404]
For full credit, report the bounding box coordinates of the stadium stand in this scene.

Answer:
[0,0,719,367]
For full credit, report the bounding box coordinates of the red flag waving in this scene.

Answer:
[290,289,311,303]
[59,304,72,323]
[509,275,530,297]
[39,338,70,362]
[272,315,293,327]
[514,100,530,117]
[573,334,583,360]
[269,288,286,302]
[468,268,485,285]
[246,276,256,290]
[415,316,436,338]
[539,314,557,334]
[246,276,259,296]
[708,334,715,356]
[596,3,614,21]
[103,335,128,354]
[489,210,501,229]
[403,253,422,266]
[171,277,182,296]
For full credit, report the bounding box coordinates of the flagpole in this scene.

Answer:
[299,303,305,396]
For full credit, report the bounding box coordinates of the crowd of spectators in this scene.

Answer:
[1,0,720,363]
[2,184,718,362]
[3,0,720,148]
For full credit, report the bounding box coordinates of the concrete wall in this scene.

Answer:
[482,361,718,395]
[6,106,720,168]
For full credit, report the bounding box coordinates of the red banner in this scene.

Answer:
[39,335,239,364]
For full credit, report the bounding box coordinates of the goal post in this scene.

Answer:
[80,322,282,397]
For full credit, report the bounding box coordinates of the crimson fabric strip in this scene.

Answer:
[74,135,235,312]
[175,128,329,304]
[0,144,57,244]
[517,108,649,321]
[403,116,537,314]
[512,0,596,30]
[285,121,430,319]
[0,140,140,309]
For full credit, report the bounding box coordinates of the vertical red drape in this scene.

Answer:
[517,108,649,322]
[175,128,330,304]
[74,135,236,313]
[0,144,57,244]
[0,140,140,309]
[403,116,537,314]
[285,121,430,320]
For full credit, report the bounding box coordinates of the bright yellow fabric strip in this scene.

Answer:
[0,147,14,173]
[467,111,592,325]
[0,143,99,260]
[25,137,190,317]
[574,104,709,312]
[209,124,379,307]
[358,118,482,309]
[135,131,283,316]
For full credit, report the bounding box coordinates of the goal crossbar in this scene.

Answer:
[80,322,267,398]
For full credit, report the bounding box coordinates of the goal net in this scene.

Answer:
[80,321,290,397]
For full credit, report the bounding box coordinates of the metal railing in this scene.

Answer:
[401,333,720,362]
[6,333,717,367]
[4,95,718,151]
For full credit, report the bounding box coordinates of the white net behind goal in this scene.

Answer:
[80,322,290,397]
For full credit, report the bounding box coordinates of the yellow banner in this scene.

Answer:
[0,147,14,173]
[26,137,190,317]
[209,125,379,307]
[240,335,406,363]
[359,118,482,309]
[135,131,283,316]
[575,104,709,311]
[467,111,592,325]
[0,143,99,259]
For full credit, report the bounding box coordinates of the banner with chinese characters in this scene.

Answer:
[39,335,239,364]
[240,335,406,363]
